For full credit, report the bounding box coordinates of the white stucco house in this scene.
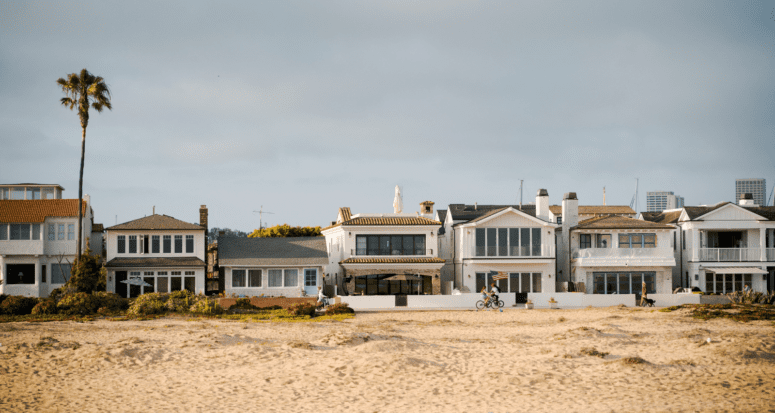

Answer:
[0,195,96,297]
[105,212,206,298]
[641,194,775,293]
[438,189,559,297]
[218,236,327,297]
[322,200,445,299]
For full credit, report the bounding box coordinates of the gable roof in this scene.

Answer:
[743,206,775,221]
[106,214,203,231]
[573,215,675,230]
[548,205,635,216]
[0,199,87,223]
[323,215,441,230]
[447,204,537,222]
[436,209,447,224]
[92,223,104,232]
[218,236,328,266]
[682,202,730,220]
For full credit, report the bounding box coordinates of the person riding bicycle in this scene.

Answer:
[490,283,501,305]
[481,286,491,306]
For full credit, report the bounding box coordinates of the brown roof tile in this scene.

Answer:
[106,214,204,231]
[341,257,446,264]
[0,199,87,223]
[640,210,682,224]
[324,215,441,230]
[573,215,675,230]
[92,223,104,232]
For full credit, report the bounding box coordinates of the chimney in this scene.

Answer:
[536,189,549,221]
[739,193,756,206]
[562,192,579,228]
[420,201,435,217]
[199,205,208,235]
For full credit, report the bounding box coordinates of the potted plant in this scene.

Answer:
[525,299,534,310]
[548,297,558,309]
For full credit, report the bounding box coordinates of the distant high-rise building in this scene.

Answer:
[735,179,766,206]
[646,191,684,212]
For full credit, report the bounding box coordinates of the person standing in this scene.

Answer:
[640,281,647,307]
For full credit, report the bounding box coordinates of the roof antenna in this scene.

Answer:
[519,179,524,208]
[603,187,606,205]
[153,206,155,215]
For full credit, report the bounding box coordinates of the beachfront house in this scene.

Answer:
[322,196,445,297]
[438,189,559,296]
[0,191,97,297]
[641,194,775,293]
[568,213,677,295]
[104,208,207,298]
[219,236,327,297]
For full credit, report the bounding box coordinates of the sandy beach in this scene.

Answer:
[1,307,773,412]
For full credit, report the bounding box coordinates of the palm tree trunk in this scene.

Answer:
[76,126,86,263]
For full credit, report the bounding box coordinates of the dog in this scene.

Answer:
[641,297,655,307]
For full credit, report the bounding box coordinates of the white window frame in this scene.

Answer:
[304,269,317,287]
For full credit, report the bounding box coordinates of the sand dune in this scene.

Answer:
[1,307,773,412]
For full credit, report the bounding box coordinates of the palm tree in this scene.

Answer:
[57,69,112,262]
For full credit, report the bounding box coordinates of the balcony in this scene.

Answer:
[468,243,555,259]
[352,248,435,257]
[698,248,760,262]
[0,240,44,255]
[768,249,775,262]
[572,247,675,267]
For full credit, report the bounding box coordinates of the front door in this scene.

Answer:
[115,271,127,298]
[304,269,318,296]
[767,267,775,292]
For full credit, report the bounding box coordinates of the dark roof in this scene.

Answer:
[106,214,204,231]
[0,199,87,223]
[218,236,328,266]
[436,209,447,223]
[640,211,682,224]
[92,223,104,232]
[573,215,675,230]
[447,204,537,222]
[683,203,729,220]
[341,257,446,264]
[743,206,775,220]
[105,257,206,268]
[548,205,635,215]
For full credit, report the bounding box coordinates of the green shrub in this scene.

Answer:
[93,291,129,311]
[57,292,100,315]
[49,285,78,303]
[128,293,167,316]
[231,297,257,310]
[325,303,354,316]
[31,299,58,315]
[189,298,223,315]
[169,290,195,300]
[0,294,7,307]
[288,302,317,317]
[0,296,39,315]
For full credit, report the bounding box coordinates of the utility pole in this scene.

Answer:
[252,206,275,230]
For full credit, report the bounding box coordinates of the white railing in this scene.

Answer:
[699,248,760,262]
[572,247,673,259]
[352,249,435,257]
[469,243,555,258]
[767,248,775,262]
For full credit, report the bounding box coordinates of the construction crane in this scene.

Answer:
[252,206,275,230]
[768,182,775,206]
[629,178,639,212]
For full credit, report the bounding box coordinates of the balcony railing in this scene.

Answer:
[352,249,434,257]
[469,243,555,258]
[573,247,673,259]
[699,248,760,262]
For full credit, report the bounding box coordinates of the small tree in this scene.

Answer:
[67,244,106,293]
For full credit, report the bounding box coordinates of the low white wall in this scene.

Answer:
[338,295,395,309]
[406,293,514,308]
[582,294,636,307]
[648,294,701,306]
[527,293,635,308]
[0,284,39,297]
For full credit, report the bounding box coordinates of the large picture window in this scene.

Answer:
[6,264,35,284]
[284,269,298,287]
[592,272,656,294]
[476,272,541,293]
[51,264,71,284]
[268,269,283,287]
[474,227,543,257]
[619,234,656,248]
[355,235,426,256]
[249,269,262,287]
[232,269,246,287]
[705,273,752,294]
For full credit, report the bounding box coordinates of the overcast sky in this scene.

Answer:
[1,0,773,231]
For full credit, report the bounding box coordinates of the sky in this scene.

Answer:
[1,0,774,232]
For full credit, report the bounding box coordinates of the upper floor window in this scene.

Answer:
[152,235,160,253]
[128,235,137,253]
[174,235,183,253]
[11,188,24,199]
[58,224,65,240]
[48,224,55,241]
[67,224,75,240]
[579,234,610,249]
[557,217,562,224]
[475,227,542,257]
[27,188,40,200]
[580,234,592,249]
[117,235,126,253]
[619,233,656,248]
[0,224,40,240]
[0,188,7,199]
[163,235,171,253]
[355,235,426,256]
[186,235,194,253]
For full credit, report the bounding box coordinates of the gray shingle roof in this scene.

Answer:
[573,215,675,230]
[106,214,204,231]
[447,204,537,222]
[105,257,206,268]
[218,236,328,266]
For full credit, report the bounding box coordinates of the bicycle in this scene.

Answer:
[476,297,504,310]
